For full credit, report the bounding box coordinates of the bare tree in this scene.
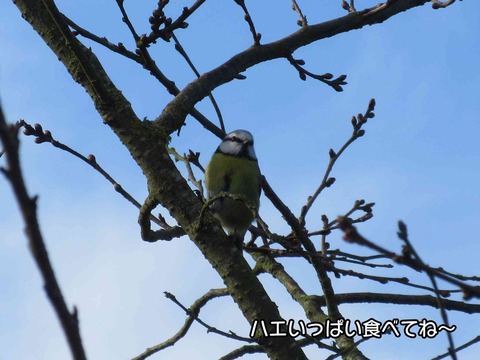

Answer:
[2,1,479,359]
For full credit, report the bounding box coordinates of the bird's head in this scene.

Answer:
[217,130,257,160]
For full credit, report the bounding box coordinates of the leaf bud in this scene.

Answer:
[325,177,336,187]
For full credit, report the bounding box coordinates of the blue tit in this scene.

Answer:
[205,130,261,241]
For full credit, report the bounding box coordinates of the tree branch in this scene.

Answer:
[219,338,315,360]
[433,336,480,360]
[139,0,207,45]
[19,120,174,230]
[291,0,308,26]
[397,221,457,359]
[233,0,261,45]
[156,0,438,136]
[0,103,87,360]
[311,292,480,314]
[338,217,480,299]
[299,99,376,225]
[164,291,253,342]
[431,0,456,9]
[331,265,461,295]
[138,196,185,241]
[172,33,226,133]
[64,15,140,62]
[287,54,347,91]
[132,288,230,360]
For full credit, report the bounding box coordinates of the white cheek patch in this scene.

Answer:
[219,141,241,155]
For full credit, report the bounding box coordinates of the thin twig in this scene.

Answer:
[299,99,375,226]
[397,222,457,360]
[64,15,140,62]
[431,0,456,9]
[172,33,225,133]
[287,54,347,91]
[19,120,173,230]
[164,291,254,343]
[233,0,261,45]
[434,268,480,283]
[432,336,480,360]
[341,0,357,12]
[331,265,459,295]
[311,292,480,314]
[139,0,207,45]
[330,255,392,268]
[311,199,375,239]
[116,0,140,41]
[168,146,205,197]
[132,288,229,360]
[326,250,388,262]
[291,0,308,26]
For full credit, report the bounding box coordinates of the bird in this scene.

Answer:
[205,130,261,245]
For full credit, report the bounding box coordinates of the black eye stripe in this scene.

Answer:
[224,135,253,144]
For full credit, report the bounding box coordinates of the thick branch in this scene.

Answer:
[253,253,329,323]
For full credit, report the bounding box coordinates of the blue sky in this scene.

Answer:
[1,1,480,359]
